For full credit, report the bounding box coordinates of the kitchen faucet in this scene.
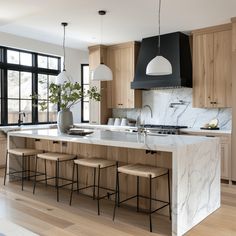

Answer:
[136,105,153,134]
[18,112,25,126]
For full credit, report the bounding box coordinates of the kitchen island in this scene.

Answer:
[7,129,220,236]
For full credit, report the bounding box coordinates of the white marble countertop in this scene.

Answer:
[8,128,218,152]
[0,124,57,133]
[180,128,231,135]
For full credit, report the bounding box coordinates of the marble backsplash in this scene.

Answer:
[112,88,232,130]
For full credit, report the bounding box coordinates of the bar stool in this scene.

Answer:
[113,163,171,232]
[4,148,44,191]
[33,152,76,202]
[70,158,118,215]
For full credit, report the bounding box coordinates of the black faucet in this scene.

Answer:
[18,112,25,126]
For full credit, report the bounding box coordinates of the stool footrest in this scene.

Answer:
[118,194,170,214]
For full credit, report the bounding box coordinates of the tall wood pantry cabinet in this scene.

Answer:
[106,42,142,109]
[192,23,232,108]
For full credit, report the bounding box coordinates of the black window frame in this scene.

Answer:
[0,46,61,126]
[81,64,89,123]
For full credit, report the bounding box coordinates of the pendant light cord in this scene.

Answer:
[62,23,67,71]
[158,0,161,55]
[98,10,106,64]
[100,13,103,45]
[63,24,66,71]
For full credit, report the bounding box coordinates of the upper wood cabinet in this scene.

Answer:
[88,45,111,124]
[192,24,232,108]
[106,42,142,109]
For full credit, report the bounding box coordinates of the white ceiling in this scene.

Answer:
[0,0,235,51]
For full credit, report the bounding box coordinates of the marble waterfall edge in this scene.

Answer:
[172,138,220,236]
[113,88,232,130]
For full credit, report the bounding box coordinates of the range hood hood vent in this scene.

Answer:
[131,32,192,89]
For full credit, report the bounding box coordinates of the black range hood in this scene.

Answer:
[131,32,192,89]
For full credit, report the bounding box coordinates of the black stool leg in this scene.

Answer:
[137,176,139,212]
[97,165,101,215]
[21,154,25,191]
[113,170,119,221]
[167,170,172,221]
[44,159,47,186]
[33,156,38,194]
[117,168,120,207]
[56,160,59,202]
[27,157,31,180]
[70,162,75,206]
[4,151,8,185]
[76,164,79,192]
[149,175,152,232]
[93,168,96,200]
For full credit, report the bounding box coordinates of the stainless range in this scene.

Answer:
[141,124,188,135]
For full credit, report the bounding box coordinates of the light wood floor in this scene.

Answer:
[0,168,236,236]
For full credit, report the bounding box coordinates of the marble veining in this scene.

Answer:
[172,140,220,235]
[113,88,232,130]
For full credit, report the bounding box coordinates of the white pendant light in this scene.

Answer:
[92,10,113,81]
[56,22,72,85]
[146,0,172,76]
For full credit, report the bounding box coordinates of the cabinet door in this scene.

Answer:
[213,30,232,107]
[193,33,214,107]
[120,46,134,108]
[221,142,230,179]
[107,47,121,108]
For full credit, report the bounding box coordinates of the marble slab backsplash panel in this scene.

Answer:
[112,88,232,130]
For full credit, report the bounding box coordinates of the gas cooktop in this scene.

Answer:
[140,124,188,135]
[142,124,188,129]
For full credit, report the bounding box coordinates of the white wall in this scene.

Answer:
[0,31,89,123]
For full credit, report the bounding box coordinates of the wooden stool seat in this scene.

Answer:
[8,148,43,156]
[74,158,116,168]
[118,164,168,178]
[37,152,76,161]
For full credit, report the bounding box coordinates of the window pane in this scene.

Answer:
[38,104,48,123]
[38,55,48,68]
[83,102,89,121]
[8,70,19,98]
[20,52,32,66]
[49,57,58,70]
[7,50,19,64]
[83,85,89,102]
[83,66,89,84]
[20,72,32,99]
[21,100,32,123]
[49,103,57,122]
[8,99,19,123]
[38,74,48,99]
[49,75,57,84]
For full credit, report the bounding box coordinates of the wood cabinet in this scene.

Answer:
[181,130,231,181]
[192,24,232,108]
[88,45,112,124]
[106,42,142,109]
